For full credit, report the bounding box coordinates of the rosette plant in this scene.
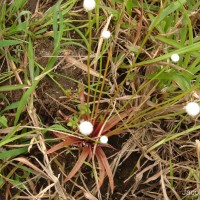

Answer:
[46,87,131,192]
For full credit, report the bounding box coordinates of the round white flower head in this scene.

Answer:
[185,102,200,117]
[100,135,108,144]
[83,0,96,12]
[79,121,93,135]
[101,30,111,39]
[171,54,180,63]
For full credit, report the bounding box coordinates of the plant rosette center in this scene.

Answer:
[75,120,110,148]
[47,89,131,193]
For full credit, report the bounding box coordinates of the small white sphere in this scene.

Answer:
[79,121,93,135]
[171,54,180,63]
[100,135,108,144]
[101,30,111,39]
[185,102,200,117]
[83,0,96,12]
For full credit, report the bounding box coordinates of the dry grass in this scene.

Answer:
[0,0,200,199]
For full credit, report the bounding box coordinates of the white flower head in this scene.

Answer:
[79,121,93,135]
[185,102,200,117]
[100,135,108,144]
[101,30,111,39]
[171,54,180,63]
[83,0,96,12]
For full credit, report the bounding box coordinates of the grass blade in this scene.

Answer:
[14,81,39,125]
[0,116,8,128]
[0,125,20,147]
[0,147,28,160]
[134,42,200,67]
[0,40,23,47]
[149,0,186,30]
[28,38,34,82]
[0,84,28,92]
[12,157,47,178]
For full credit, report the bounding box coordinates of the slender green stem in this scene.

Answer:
[87,11,92,115]
[95,0,100,30]
[94,46,112,121]
[91,40,107,119]
[147,124,200,153]
[101,0,168,118]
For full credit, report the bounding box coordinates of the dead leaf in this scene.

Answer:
[12,157,47,178]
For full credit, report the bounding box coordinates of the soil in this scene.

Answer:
[2,1,143,199]
[4,0,198,200]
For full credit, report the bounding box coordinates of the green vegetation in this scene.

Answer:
[0,0,200,199]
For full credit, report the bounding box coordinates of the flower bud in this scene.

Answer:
[171,54,180,63]
[100,135,108,144]
[101,30,111,39]
[185,102,200,117]
[79,121,94,135]
[83,0,96,12]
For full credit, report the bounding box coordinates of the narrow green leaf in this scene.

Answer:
[155,35,200,57]
[134,42,200,67]
[0,130,35,148]
[149,0,187,30]
[0,147,28,160]
[0,116,8,128]
[28,38,34,82]
[0,2,6,30]
[0,101,19,115]
[188,57,200,74]
[45,0,63,71]
[147,124,200,153]
[0,40,23,47]
[172,74,191,91]
[49,124,72,132]
[155,35,183,48]
[7,0,27,14]
[0,84,28,92]
[53,3,59,48]
[126,0,133,15]
[0,125,20,147]
[99,5,120,19]
[65,23,89,49]
[8,21,29,34]
[14,81,39,125]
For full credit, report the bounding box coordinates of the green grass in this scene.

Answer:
[0,0,200,199]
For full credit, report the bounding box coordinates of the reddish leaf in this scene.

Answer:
[105,129,128,137]
[80,114,88,121]
[96,147,114,193]
[87,146,93,162]
[102,110,130,134]
[58,110,70,122]
[46,137,79,154]
[53,132,68,139]
[92,120,104,137]
[64,147,90,183]
[13,157,48,178]
[96,151,106,188]
[98,143,116,151]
